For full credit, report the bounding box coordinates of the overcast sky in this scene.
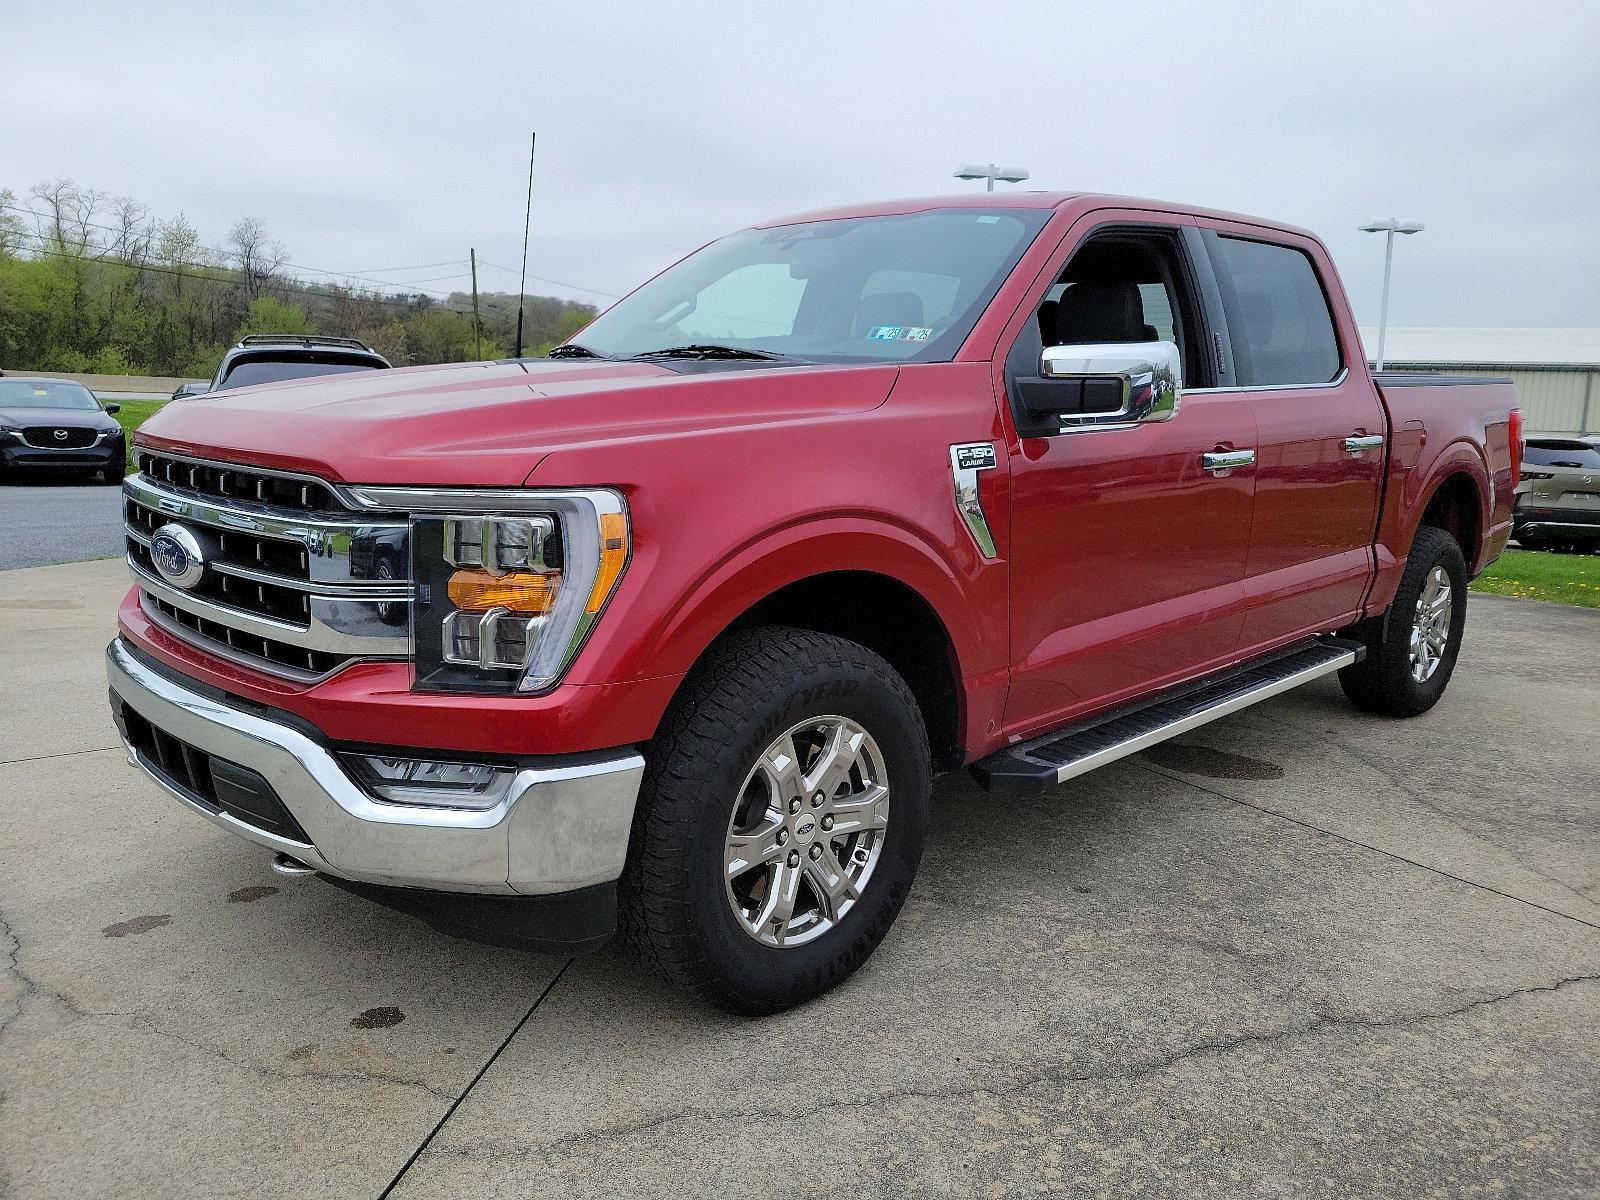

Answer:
[4,0,1596,329]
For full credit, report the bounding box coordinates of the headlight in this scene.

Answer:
[345,487,630,695]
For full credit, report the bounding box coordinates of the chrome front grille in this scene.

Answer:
[123,454,411,681]
[136,450,343,511]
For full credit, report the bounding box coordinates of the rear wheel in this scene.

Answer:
[621,626,930,1015]
[1339,525,1467,717]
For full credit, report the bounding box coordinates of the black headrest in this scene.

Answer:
[1054,282,1156,344]
[853,291,925,337]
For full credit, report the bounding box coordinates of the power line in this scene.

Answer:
[2,198,465,300]
[4,226,479,316]
[477,258,620,299]
[3,197,615,303]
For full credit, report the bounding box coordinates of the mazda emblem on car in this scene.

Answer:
[54,429,68,441]
[149,524,206,590]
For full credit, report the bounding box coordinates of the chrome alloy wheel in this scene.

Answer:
[1409,565,1454,683]
[723,716,891,948]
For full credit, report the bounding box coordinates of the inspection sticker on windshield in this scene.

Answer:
[868,325,932,342]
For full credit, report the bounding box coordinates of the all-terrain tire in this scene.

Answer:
[620,626,931,1016]
[1338,525,1468,718]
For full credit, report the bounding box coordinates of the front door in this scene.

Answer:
[999,215,1258,740]
[1198,226,1387,649]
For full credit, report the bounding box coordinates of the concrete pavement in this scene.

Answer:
[1,559,1596,1198]
[0,482,126,569]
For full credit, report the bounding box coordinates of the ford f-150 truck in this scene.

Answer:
[107,193,1520,1014]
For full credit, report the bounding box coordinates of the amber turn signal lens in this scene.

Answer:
[586,512,629,614]
[447,569,560,614]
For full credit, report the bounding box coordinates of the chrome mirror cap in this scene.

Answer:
[1039,340,1182,427]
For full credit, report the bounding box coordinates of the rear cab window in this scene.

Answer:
[1207,235,1342,387]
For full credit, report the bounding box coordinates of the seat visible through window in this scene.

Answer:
[1051,281,1158,345]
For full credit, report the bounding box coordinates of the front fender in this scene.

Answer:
[637,515,999,682]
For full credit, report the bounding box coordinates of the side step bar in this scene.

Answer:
[970,637,1365,796]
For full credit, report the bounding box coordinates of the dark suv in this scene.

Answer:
[0,377,126,483]
[200,335,390,394]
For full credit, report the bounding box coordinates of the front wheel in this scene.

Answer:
[621,626,930,1015]
[1339,525,1467,718]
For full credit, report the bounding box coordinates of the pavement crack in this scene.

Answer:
[423,974,1600,1166]
[0,745,123,767]
[1241,711,1600,915]
[1141,762,1600,933]
[0,907,41,1042]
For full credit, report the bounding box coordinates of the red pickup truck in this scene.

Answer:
[108,193,1519,1014]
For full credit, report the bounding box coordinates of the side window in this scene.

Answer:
[676,263,806,340]
[1209,236,1341,387]
[1013,229,1208,389]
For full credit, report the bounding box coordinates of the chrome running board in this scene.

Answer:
[971,637,1364,795]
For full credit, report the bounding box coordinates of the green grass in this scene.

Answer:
[107,399,167,466]
[1471,548,1600,609]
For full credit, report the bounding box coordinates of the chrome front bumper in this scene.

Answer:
[105,639,645,895]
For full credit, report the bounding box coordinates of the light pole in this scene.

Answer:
[1359,218,1424,370]
[954,163,1029,192]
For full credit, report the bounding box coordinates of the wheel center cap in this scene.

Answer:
[791,813,819,845]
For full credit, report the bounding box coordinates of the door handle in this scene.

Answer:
[1343,434,1385,454]
[1201,449,1256,473]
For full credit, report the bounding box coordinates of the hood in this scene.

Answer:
[133,358,900,486]
[0,406,120,430]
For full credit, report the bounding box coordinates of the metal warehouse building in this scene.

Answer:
[1363,328,1600,436]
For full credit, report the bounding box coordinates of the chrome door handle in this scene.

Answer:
[1201,449,1256,473]
[1343,434,1385,454]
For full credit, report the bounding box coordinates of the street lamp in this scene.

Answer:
[1359,218,1424,371]
[954,163,1029,192]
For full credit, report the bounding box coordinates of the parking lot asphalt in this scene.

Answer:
[1,558,1597,1199]
[0,481,126,570]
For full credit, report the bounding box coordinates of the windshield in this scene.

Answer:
[218,355,383,390]
[571,208,1052,364]
[0,380,101,411]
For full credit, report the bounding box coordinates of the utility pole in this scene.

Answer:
[514,131,536,359]
[469,248,483,360]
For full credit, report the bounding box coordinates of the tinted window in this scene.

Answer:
[218,356,382,390]
[1524,441,1600,469]
[1210,236,1341,387]
[0,380,100,410]
[572,208,1052,365]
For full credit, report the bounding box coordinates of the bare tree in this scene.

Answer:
[228,217,287,300]
[29,178,106,258]
[107,195,153,266]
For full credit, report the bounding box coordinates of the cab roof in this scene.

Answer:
[757,192,1320,243]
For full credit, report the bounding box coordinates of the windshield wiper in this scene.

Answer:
[546,343,605,359]
[631,344,787,361]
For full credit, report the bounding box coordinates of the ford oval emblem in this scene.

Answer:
[149,524,206,590]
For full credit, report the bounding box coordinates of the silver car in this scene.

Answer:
[1514,437,1600,552]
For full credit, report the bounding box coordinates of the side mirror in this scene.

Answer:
[172,383,210,400]
[102,402,120,415]
[1017,340,1182,429]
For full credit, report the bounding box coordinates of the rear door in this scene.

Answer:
[1198,226,1387,649]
